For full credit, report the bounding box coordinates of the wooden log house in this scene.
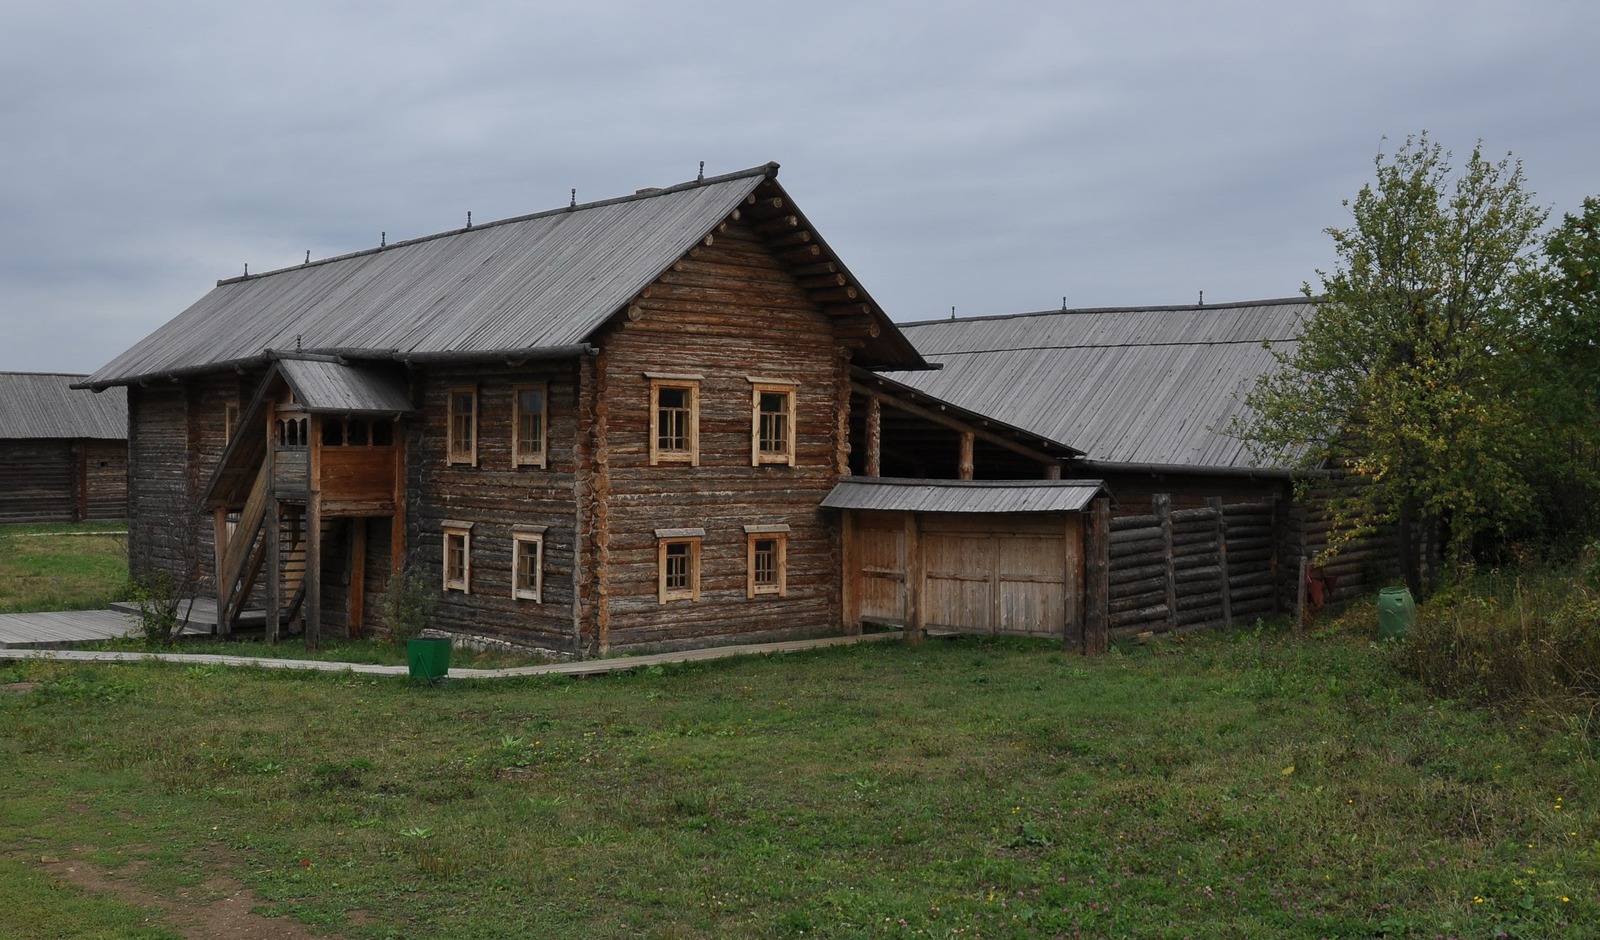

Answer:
[80,164,1113,653]
[0,372,127,524]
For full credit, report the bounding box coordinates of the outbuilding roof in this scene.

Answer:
[83,163,923,389]
[822,477,1106,514]
[886,298,1311,472]
[0,372,126,440]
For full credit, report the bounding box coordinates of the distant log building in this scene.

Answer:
[0,372,127,524]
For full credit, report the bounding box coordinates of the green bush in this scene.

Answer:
[1395,566,1600,703]
[380,569,436,645]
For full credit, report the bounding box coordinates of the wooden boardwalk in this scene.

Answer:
[0,609,904,677]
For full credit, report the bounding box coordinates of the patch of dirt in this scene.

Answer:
[0,681,41,693]
[33,850,340,940]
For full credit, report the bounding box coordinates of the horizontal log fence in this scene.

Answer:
[1101,495,1279,638]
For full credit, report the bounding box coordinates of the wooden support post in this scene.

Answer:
[213,508,229,634]
[267,501,281,644]
[1045,463,1062,480]
[306,492,321,650]
[348,519,367,639]
[865,396,881,478]
[1083,498,1110,654]
[840,511,860,634]
[1208,497,1232,627]
[1062,512,1084,651]
[1156,493,1176,632]
[904,513,924,645]
[958,431,974,481]
[1295,553,1308,636]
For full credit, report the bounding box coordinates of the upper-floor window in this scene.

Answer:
[319,417,396,447]
[223,401,240,446]
[748,379,797,466]
[275,415,308,447]
[513,384,547,468]
[648,375,701,466]
[447,387,477,466]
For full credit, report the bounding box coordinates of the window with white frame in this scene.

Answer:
[648,374,701,466]
[744,524,789,597]
[512,526,546,602]
[655,527,703,603]
[442,521,473,592]
[513,384,547,468]
[447,386,477,466]
[748,378,797,466]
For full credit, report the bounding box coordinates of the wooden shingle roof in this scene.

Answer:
[0,372,126,440]
[84,163,923,389]
[886,298,1312,473]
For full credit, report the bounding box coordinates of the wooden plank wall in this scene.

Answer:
[80,439,128,520]
[593,217,846,653]
[127,386,193,581]
[1105,497,1277,636]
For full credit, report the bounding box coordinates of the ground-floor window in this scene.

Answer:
[655,527,704,603]
[512,526,546,602]
[744,524,789,597]
[442,521,473,592]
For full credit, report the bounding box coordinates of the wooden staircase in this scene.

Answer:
[214,462,310,636]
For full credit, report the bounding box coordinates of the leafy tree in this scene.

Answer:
[1238,134,1548,597]
[1525,197,1600,540]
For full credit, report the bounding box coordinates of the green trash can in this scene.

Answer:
[1377,587,1415,640]
[407,637,453,680]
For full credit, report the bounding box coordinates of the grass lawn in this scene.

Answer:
[0,521,129,613]
[2,623,1596,938]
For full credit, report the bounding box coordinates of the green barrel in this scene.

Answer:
[407,637,453,680]
[1377,587,1415,640]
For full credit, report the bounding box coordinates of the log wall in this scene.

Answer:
[0,439,128,524]
[590,217,847,653]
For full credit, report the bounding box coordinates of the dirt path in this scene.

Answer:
[33,850,345,940]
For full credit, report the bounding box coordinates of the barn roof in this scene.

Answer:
[0,372,126,440]
[822,478,1106,514]
[83,163,924,390]
[885,298,1311,473]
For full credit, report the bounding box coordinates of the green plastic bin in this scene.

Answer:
[407,637,453,680]
[1377,587,1415,640]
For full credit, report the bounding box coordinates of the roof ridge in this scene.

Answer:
[899,296,1314,328]
[217,162,781,287]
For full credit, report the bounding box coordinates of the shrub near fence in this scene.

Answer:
[1106,496,1278,636]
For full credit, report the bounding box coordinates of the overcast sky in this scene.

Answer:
[3,0,1596,375]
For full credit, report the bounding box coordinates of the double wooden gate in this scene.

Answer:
[844,511,1083,641]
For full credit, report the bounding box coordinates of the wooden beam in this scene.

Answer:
[958,432,974,480]
[267,500,281,643]
[797,272,848,289]
[349,519,367,639]
[810,286,859,303]
[904,514,924,645]
[1208,497,1232,628]
[791,261,840,278]
[1084,498,1110,654]
[853,381,1058,467]
[1062,513,1084,651]
[777,244,822,264]
[1156,494,1176,633]
[865,396,881,478]
[753,214,801,235]
[306,491,321,650]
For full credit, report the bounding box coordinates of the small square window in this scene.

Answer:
[749,380,797,466]
[513,384,547,468]
[447,387,477,466]
[656,528,704,603]
[745,525,789,597]
[512,529,545,602]
[443,523,472,593]
[649,378,699,466]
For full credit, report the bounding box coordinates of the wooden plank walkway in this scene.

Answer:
[0,631,904,677]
